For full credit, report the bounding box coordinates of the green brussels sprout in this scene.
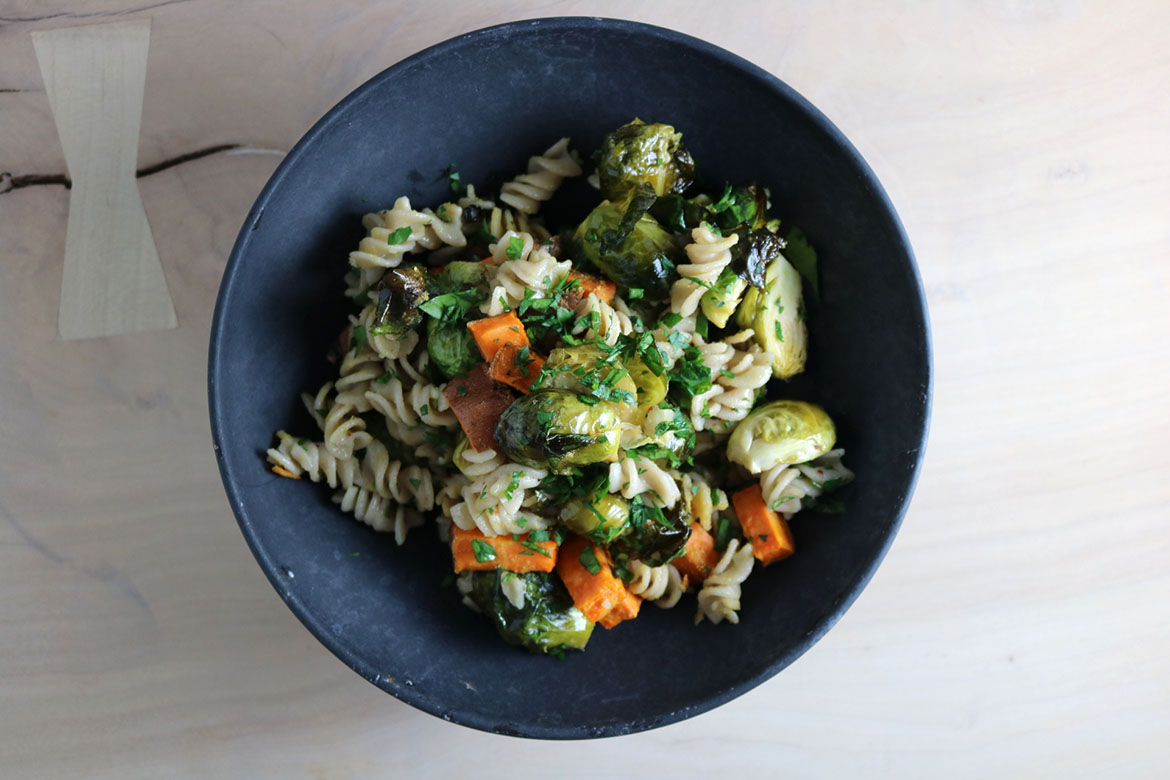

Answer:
[573,198,681,299]
[561,492,631,545]
[735,250,807,378]
[426,316,480,379]
[727,400,837,474]
[701,266,748,328]
[608,495,691,568]
[538,345,638,404]
[596,119,695,202]
[371,265,431,336]
[435,261,491,294]
[465,571,594,654]
[627,356,667,407]
[495,389,621,474]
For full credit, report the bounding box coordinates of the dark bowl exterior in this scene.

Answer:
[209,17,931,739]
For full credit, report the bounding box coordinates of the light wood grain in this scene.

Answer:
[1,1,1168,778]
[32,18,177,339]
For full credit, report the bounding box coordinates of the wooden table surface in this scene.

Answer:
[2,1,1167,777]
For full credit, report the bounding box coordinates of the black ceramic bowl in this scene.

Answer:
[209,17,930,738]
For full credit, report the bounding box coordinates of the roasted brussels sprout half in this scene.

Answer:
[574,198,681,299]
[370,265,430,336]
[596,119,695,202]
[701,227,783,327]
[626,356,667,407]
[701,266,748,328]
[538,345,637,404]
[608,496,691,568]
[464,571,594,654]
[561,492,631,545]
[727,400,836,474]
[435,260,491,294]
[426,317,481,379]
[735,250,807,378]
[495,389,621,473]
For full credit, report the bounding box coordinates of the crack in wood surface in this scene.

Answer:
[0,0,195,24]
[0,142,273,194]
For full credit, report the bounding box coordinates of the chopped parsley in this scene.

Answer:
[578,545,602,575]
[471,538,496,563]
[505,235,525,261]
[419,289,486,324]
[350,324,368,355]
[386,226,413,245]
[375,370,394,384]
[628,287,644,299]
[447,164,465,197]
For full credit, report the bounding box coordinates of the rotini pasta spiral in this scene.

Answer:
[354,304,421,361]
[627,560,687,608]
[449,463,550,537]
[332,485,422,546]
[360,440,437,511]
[670,223,739,317]
[499,137,582,215]
[454,443,506,478]
[364,375,458,429]
[695,539,755,625]
[267,431,363,490]
[480,232,572,314]
[689,340,772,432]
[572,293,636,346]
[608,456,681,508]
[759,449,853,515]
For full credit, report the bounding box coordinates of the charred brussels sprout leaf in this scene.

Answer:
[709,182,769,232]
[466,571,594,653]
[574,200,681,300]
[649,194,711,235]
[728,227,785,291]
[371,265,430,336]
[495,389,621,474]
[426,317,481,378]
[608,495,691,567]
[596,119,695,202]
[727,400,836,474]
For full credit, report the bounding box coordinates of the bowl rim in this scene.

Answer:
[208,15,932,739]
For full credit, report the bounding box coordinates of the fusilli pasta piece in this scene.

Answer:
[267,431,362,490]
[449,464,550,537]
[480,232,572,314]
[332,485,422,546]
[695,539,755,625]
[627,560,687,608]
[608,456,681,508]
[364,376,457,428]
[759,449,853,515]
[670,223,739,317]
[454,444,506,479]
[360,440,436,511]
[572,293,636,346]
[499,137,582,214]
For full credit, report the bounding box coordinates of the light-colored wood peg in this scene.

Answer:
[32,19,177,340]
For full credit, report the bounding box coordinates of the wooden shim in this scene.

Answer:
[32,19,177,340]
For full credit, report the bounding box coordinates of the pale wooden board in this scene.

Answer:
[31,18,177,339]
[1,1,1168,778]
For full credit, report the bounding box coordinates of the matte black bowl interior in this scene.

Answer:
[209,17,930,739]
